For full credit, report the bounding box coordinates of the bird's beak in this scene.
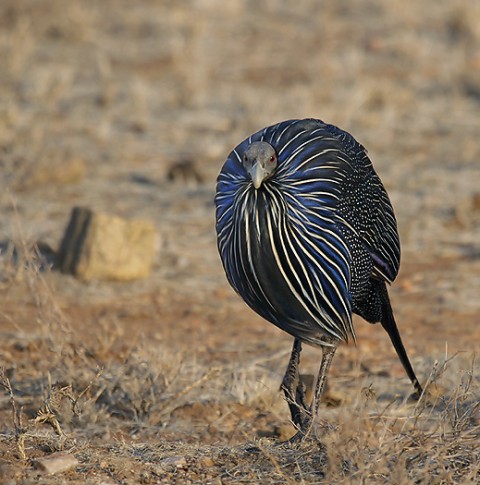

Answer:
[249,161,267,189]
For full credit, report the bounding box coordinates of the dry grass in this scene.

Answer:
[1,0,480,483]
[0,233,479,483]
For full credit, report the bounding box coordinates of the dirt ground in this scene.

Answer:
[1,1,479,483]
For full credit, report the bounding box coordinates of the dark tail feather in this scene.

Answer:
[379,284,423,399]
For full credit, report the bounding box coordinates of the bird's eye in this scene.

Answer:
[269,155,276,163]
[243,154,248,162]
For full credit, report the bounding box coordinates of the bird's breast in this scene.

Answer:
[232,185,353,343]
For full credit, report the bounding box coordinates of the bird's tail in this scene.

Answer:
[379,284,423,399]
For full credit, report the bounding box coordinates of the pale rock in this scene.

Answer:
[58,207,158,281]
[33,452,78,475]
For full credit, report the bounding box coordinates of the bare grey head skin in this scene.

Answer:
[242,141,278,189]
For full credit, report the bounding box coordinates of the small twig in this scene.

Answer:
[173,367,220,403]
[0,367,27,460]
[72,366,104,415]
[159,366,220,416]
[34,410,64,437]
[35,378,74,437]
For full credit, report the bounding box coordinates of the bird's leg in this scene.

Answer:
[281,338,308,428]
[290,340,338,442]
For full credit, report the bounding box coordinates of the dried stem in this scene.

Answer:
[0,367,27,460]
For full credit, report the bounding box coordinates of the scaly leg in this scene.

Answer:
[290,339,338,442]
[281,338,308,429]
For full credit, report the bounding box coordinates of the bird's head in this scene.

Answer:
[242,141,278,189]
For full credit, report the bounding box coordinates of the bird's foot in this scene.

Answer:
[279,416,336,448]
[282,430,307,446]
[281,381,309,430]
[277,429,318,448]
[275,415,315,447]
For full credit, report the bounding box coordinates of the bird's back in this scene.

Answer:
[215,119,400,345]
[323,122,400,283]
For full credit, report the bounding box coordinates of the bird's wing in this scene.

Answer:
[324,123,401,284]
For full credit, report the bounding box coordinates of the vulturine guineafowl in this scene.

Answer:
[215,118,423,441]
